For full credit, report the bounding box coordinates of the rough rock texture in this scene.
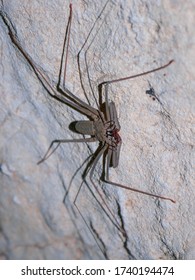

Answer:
[0,0,194,259]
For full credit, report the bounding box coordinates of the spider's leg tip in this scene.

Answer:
[37,159,43,165]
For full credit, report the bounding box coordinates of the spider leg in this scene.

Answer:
[88,144,126,236]
[73,142,127,249]
[72,144,109,259]
[0,9,97,119]
[100,60,174,86]
[37,137,96,164]
[103,151,175,203]
[77,0,111,108]
[57,4,99,118]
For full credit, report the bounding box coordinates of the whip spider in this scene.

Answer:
[0,0,175,254]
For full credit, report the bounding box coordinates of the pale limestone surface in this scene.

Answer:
[0,0,194,259]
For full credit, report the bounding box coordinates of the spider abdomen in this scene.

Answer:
[75,120,95,136]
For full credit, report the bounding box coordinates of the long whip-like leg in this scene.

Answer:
[72,144,114,259]
[64,153,93,202]
[0,9,97,119]
[73,179,108,259]
[37,137,96,164]
[88,144,127,236]
[102,58,175,203]
[77,0,111,108]
[57,4,99,118]
[73,143,127,240]
[104,178,176,203]
[100,60,174,86]
[105,149,175,203]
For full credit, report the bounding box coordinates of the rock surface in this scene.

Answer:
[0,0,194,259]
